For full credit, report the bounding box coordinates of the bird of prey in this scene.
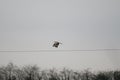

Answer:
[52,41,62,48]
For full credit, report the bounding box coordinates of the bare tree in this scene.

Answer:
[22,65,40,80]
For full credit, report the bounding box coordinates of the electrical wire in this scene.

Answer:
[0,49,120,52]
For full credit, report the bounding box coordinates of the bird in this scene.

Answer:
[52,41,62,48]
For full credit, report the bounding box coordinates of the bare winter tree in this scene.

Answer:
[0,63,120,80]
[22,65,41,80]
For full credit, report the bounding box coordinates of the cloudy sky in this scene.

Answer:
[0,0,120,71]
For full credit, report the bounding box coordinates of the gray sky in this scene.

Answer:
[0,0,120,71]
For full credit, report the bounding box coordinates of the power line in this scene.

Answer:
[0,49,120,52]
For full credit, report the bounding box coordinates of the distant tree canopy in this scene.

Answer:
[0,63,119,80]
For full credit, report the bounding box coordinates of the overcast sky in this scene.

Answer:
[0,0,120,71]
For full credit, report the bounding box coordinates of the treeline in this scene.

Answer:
[0,63,120,80]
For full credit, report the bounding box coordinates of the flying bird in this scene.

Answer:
[52,41,62,48]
